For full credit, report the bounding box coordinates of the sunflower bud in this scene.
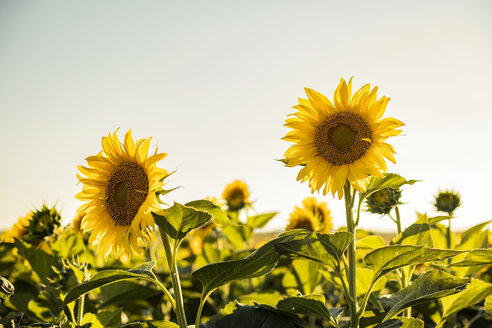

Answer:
[25,205,61,243]
[0,276,14,299]
[434,191,461,215]
[366,188,401,215]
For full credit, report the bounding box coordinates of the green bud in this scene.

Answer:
[366,188,401,215]
[434,191,461,215]
[0,276,14,299]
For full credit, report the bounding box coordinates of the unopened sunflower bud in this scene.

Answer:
[366,188,401,215]
[0,276,14,299]
[434,191,461,214]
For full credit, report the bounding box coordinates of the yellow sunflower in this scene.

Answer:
[1,213,32,243]
[76,130,169,259]
[283,78,403,199]
[222,180,250,211]
[286,207,319,232]
[301,196,333,233]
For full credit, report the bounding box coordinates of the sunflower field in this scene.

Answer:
[1,78,492,328]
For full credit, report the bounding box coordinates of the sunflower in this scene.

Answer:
[222,180,250,211]
[1,213,32,243]
[283,78,403,199]
[301,196,333,233]
[286,207,319,232]
[76,130,169,259]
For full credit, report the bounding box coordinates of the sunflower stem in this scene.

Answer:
[77,294,85,326]
[160,230,188,328]
[343,181,359,328]
[394,206,411,317]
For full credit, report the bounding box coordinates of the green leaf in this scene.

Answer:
[382,270,469,320]
[400,317,424,328]
[282,259,323,295]
[451,248,492,266]
[14,238,60,280]
[274,230,353,270]
[239,291,284,307]
[440,278,492,324]
[357,235,385,250]
[277,294,333,324]
[152,202,212,241]
[359,174,419,202]
[203,301,302,328]
[457,221,490,251]
[391,214,433,247]
[247,212,277,229]
[192,232,297,298]
[485,295,492,314]
[122,321,179,328]
[364,245,462,281]
[82,310,121,328]
[222,224,253,249]
[374,320,403,328]
[185,199,231,226]
[64,265,157,306]
[356,268,386,298]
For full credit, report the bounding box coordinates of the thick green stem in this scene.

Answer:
[195,292,212,328]
[344,182,359,328]
[77,294,85,325]
[394,206,402,235]
[160,230,188,328]
[394,206,411,317]
[150,271,176,308]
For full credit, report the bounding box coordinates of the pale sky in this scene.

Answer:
[1,0,491,233]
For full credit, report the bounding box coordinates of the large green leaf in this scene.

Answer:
[222,224,253,249]
[451,248,492,266]
[359,174,418,202]
[64,262,157,305]
[192,232,297,297]
[274,230,353,270]
[382,270,469,320]
[440,278,492,324]
[364,245,462,281]
[277,294,333,325]
[281,259,323,295]
[458,221,491,250]
[391,214,433,247]
[399,317,424,328]
[152,202,212,241]
[485,295,492,314]
[82,310,121,328]
[203,301,303,328]
[451,221,490,276]
[247,212,277,229]
[185,199,231,226]
[14,238,60,280]
[357,235,385,250]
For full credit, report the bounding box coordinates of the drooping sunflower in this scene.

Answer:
[222,180,250,211]
[1,213,32,243]
[301,196,333,233]
[76,130,169,259]
[285,207,319,232]
[283,78,403,199]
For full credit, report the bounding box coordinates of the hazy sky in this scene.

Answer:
[1,0,491,233]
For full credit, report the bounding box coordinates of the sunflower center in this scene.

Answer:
[105,162,149,226]
[315,112,372,166]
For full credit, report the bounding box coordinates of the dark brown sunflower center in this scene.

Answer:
[105,162,149,226]
[315,112,372,166]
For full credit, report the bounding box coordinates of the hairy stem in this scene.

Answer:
[344,181,359,328]
[160,229,188,328]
